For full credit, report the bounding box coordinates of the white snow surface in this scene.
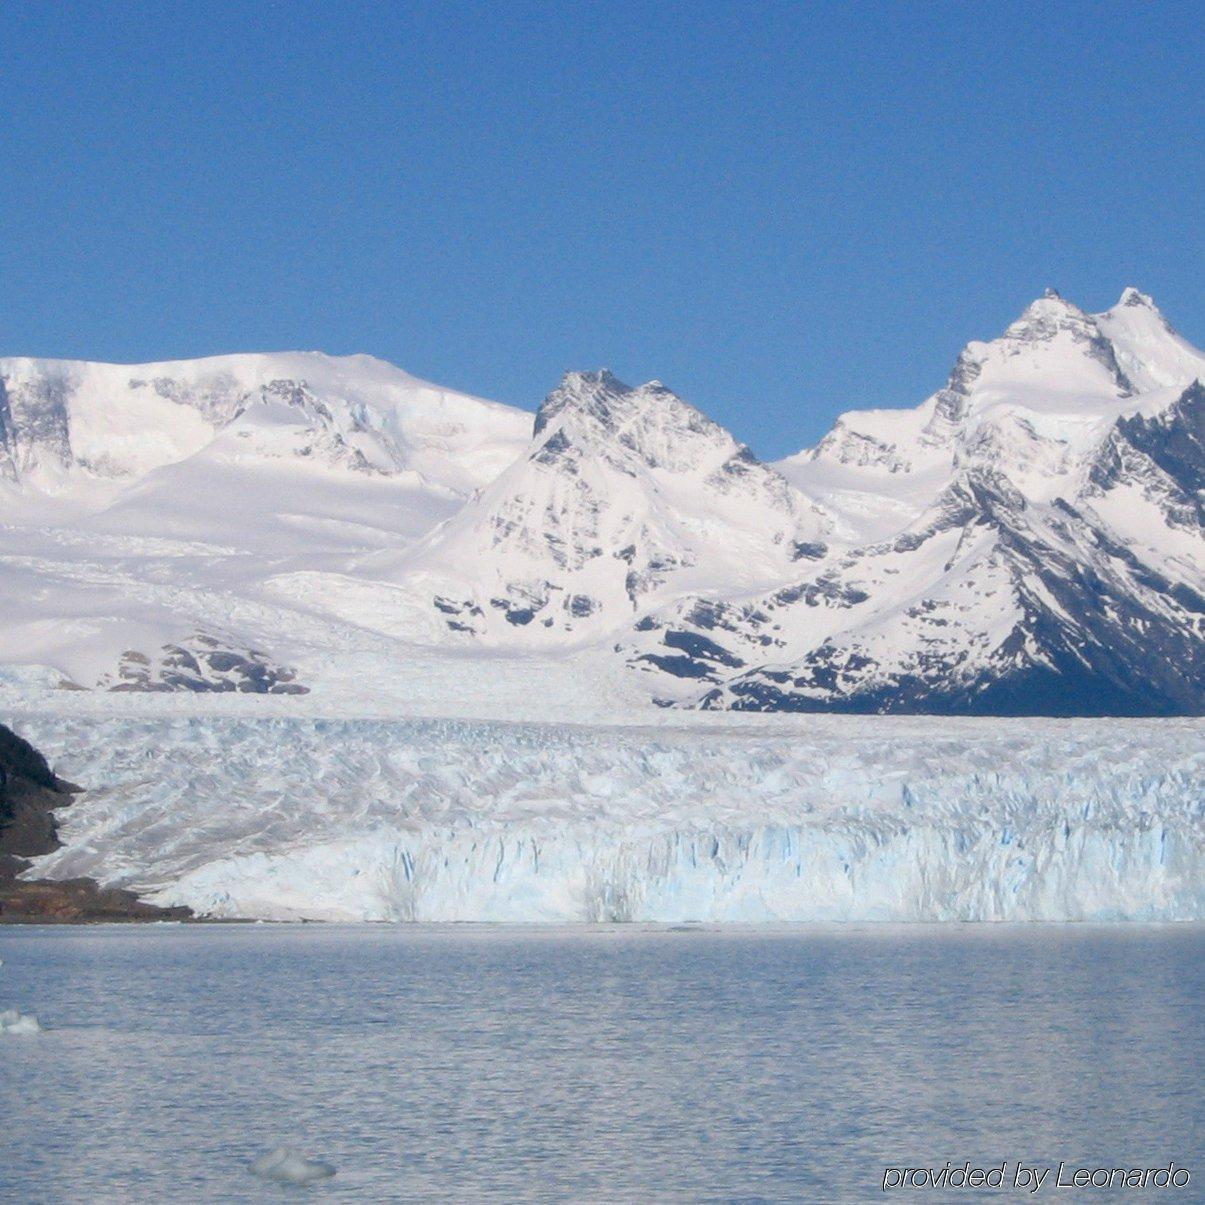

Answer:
[0,350,534,688]
[352,370,831,646]
[0,350,531,493]
[15,712,1203,924]
[1096,288,1205,393]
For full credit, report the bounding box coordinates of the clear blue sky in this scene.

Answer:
[2,1,1200,458]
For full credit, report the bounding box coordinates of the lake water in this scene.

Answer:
[1,924,1201,1202]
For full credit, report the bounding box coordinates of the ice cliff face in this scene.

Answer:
[0,289,1201,713]
[16,714,1203,922]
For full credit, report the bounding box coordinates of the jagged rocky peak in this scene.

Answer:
[1110,287,1180,327]
[987,289,1132,391]
[798,287,1149,489]
[533,369,630,435]
[679,287,1205,716]
[984,289,1116,365]
[532,369,750,476]
[1008,286,1090,331]
[913,289,1144,451]
[1119,285,1156,309]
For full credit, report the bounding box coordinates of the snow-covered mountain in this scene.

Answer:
[0,350,529,492]
[662,434,1204,715]
[629,289,1204,714]
[0,352,531,690]
[352,370,832,643]
[775,288,1186,539]
[1,288,1201,714]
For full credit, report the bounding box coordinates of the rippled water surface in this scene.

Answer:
[1,924,1201,1202]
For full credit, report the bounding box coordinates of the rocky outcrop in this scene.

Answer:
[0,723,190,922]
[101,635,309,694]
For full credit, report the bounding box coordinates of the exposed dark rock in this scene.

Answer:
[0,723,191,923]
[635,654,714,679]
[1092,381,1204,525]
[661,630,745,668]
[102,636,310,695]
[696,486,1205,716]
[650,390,1205,716]
[566,594,598,618]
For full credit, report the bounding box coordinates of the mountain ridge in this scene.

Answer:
[0,287,1201,714]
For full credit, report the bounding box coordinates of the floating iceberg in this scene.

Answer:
[15,713,1204,924]
[0,958,42,1034]
[0,1008,42,1035]
[250,1146,336,1184]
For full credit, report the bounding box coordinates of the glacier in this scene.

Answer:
[14,713,1202,923]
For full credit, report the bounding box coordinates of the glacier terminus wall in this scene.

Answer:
[15,714,1202,924]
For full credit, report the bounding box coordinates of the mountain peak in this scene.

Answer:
[1096,287,1204,392]
[1015,288,1085,321]
[533,370,706,444]
[1002,290,1114,357]
[2,295,1202,718]
[1118,286,1156,309]
[533,369,632,436]
[561,368,628,392]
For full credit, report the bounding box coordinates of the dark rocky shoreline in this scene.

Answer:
[0,722,192,923]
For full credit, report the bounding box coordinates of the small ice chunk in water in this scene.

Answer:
[250,1146,336,1184]
[1,957,43,1033]
[0,1008,42,1035]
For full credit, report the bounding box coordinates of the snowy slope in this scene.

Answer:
[0,350,531,564]
[15,712,1203,922]
[774,289,1201,539]
[3,299,1201,923]
[1096,288,1205,392]
[0,351,533,690]
[0,351,530,493]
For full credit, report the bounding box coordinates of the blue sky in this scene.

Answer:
[2,1,1200,458]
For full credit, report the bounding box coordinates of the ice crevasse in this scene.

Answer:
[15,714,1204,924]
